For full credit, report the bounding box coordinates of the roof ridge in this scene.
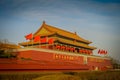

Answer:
[45,24,76,36]
[44,23,91,43]
[34,21,91,43]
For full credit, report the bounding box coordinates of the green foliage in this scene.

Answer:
[110,57,120,69]
[0,49,16,58]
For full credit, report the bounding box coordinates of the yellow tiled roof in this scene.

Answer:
[55,37,96,49]
[0,43,21,49]
[20,21,96,50]
[19,41,38,46]
[34,22,91,44]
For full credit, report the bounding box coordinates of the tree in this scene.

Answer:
[110,57,120,69]
[0,39,20,58]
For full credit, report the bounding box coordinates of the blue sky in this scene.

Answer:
[0,0,120,61]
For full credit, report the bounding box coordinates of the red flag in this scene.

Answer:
[85,50,88,54]
[48,38,54,44]
[61,46,65,49]
[103,50,106,54]
[25,33,32,40]
[106,51,108,54]
[105,50,108,55]
[98,49,101,54]
[100,50,102,54]
[82,50,85,53]
[88,50,90,54]
[41,37,47,43]
[84,50,86,53]
[34,35,40,42]
[100,50,104,54]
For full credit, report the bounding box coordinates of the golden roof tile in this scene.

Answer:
[34,21,91,44]
[55,37,96,49]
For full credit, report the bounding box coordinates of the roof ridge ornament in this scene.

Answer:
[43,21,46,24]
[74,31,77,35]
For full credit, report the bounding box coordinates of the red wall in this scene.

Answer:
[17,50,85,65]
[87,57,112,70]
[16,50,112,70]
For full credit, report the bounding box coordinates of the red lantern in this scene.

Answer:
[66,47,70,51]
[85,50,88,54]
[70,47,75,51]
[79,49,83,53]
[61,46,65,50]
[56,45,61,49]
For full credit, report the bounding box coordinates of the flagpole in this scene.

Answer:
[27,40,28,48]
[39,37,40,48]
[25,35,29,48]
[25,33,33,48]
[47,36,48,49]
[32,33,33,48]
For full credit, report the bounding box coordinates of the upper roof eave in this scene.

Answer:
[29,21,92,44]
[44,24,91,44]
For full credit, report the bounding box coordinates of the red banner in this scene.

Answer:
[48,38,54,44]
[40,37,47,43]
[25,33,32,40]
[105,50,108,54]
[98,49,100,54]
[98,49,108,55]
[34,35,40,42]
